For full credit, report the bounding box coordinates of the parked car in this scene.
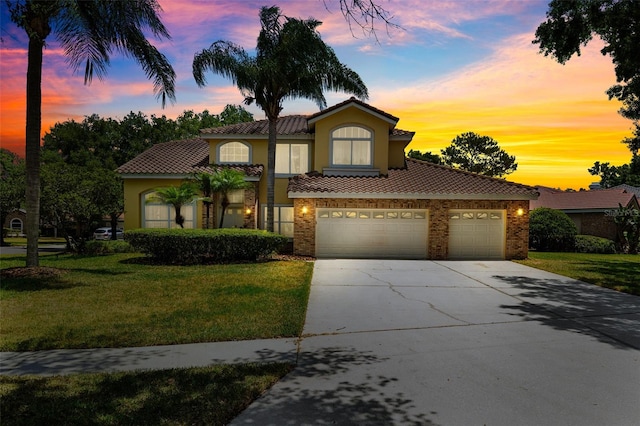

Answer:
[93,227,124,240]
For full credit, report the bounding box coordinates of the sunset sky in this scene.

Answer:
[0,0,635,189]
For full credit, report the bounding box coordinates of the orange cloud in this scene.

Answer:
[378,34,634,190]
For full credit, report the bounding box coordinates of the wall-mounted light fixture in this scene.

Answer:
[245,208,252,216]
[301,206,309,216]
[516,208,524,216]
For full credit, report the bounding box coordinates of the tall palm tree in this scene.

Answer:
[209,168,250,229]
[147,182,199,229]
[7,0,176,266]
[192,6,368,232]
[192,172,215,229]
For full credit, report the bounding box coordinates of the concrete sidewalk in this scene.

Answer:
[0,338,297,376]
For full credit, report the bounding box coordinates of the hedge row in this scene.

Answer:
[574,235,617,254]
[125,228,288,264]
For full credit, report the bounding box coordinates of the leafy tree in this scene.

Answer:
[407,149,442,164]
[208,168,250,229]
[147,182,200,228]
[529,207,578,252]
[7,0,176,267]
[589,123,640,187]
[219,104,255,125]
[0,149,26,246]
[440,132,517,177]
[193,6,368,231]
[533,0,640,121]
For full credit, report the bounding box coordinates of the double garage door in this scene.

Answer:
[315,208,505,260]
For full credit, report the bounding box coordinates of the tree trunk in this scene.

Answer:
[219,195,229,228]
[266,117,277,232]
[25,32,46,267]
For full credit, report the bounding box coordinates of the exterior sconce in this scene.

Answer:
[245,208,252,216]
[301,206,309,216]
[516,208,524,216]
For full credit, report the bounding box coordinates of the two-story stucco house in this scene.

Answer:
[118,98,538,259]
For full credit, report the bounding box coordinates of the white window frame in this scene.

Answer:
[217,141,251,164]
[262,205,294,238]
[275,143,310,176]
[142,191,196,229]
[10,218,23,233]
[330,125,373,167]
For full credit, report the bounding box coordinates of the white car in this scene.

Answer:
[93,227,124,240]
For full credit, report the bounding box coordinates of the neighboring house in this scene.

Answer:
[3,208,26,236]
[530,186,640,240]
[118,98,538,260]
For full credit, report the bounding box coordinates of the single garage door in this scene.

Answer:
[316,208,428,259]
[448,210,505,259]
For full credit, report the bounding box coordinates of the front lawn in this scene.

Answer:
[515,252,640,296]
[0,253,314,351]
[0,363,291,426]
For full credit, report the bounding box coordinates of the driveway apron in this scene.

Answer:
[232,259,640,426]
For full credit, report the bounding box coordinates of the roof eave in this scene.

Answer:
[288,191,538,200]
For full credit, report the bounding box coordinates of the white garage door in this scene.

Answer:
[316,208,428,259]
[448,210,505,259]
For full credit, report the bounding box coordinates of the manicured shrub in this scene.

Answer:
[83,240,137,255]
[574,235,617,254]
[125,228,288,264]
[529,207,577,252]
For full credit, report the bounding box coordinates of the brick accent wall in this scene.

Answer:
[201,183,259,229]
[293,198,530,260]
[569,212,617,240]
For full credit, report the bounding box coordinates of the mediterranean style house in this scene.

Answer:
[118,98,538,259]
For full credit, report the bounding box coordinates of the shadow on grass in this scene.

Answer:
[493,275,640,351]
[230,347,438,425]
[0,363,291,426]
[574,258,640,295]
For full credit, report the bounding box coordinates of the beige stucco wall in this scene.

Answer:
[312,106,394,174]
[122,177,203,230]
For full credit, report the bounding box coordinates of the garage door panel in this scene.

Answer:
[316,209,428,259]
[449,210,505,260]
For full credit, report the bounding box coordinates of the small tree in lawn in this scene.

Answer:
[147,182,200,228]
[209,168,250,228]
[192,172,216,229]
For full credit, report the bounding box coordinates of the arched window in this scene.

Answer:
[141,191,196,229]
[218,141,250,163]
[331,126,373,166]
[10,218,23,233]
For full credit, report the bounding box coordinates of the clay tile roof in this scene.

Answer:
[530,187,637,210]
[200,116,310,136]
[288,158,538,199]
[117,138,263,177]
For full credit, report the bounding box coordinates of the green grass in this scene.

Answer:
[0,253,314,351]
[515,252,640,296]
[0,363,291,426]
[2,237,65,246]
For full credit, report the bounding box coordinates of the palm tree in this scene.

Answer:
[147,182,199,229]
[209,168,250,228]
[192,6,368,232]
[7,0,176,266]
[192,172,215,229]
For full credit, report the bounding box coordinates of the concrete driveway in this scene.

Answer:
[233,259,640,426]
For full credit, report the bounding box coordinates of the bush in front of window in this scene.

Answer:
[529,207,577,252]
[574,235,617,254]
[125,228,288,264]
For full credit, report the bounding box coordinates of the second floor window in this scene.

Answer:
[276,143,309,175]
[219,141,250,163]
[331,126,373,166]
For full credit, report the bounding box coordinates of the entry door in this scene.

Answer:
[316,208,428,259]
[448,210,505,259]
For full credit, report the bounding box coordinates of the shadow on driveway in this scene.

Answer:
[493,275,640,350]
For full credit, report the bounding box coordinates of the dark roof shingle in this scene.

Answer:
[530,187,637,210]
[117,138,263,177]
[288,158,538,199]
